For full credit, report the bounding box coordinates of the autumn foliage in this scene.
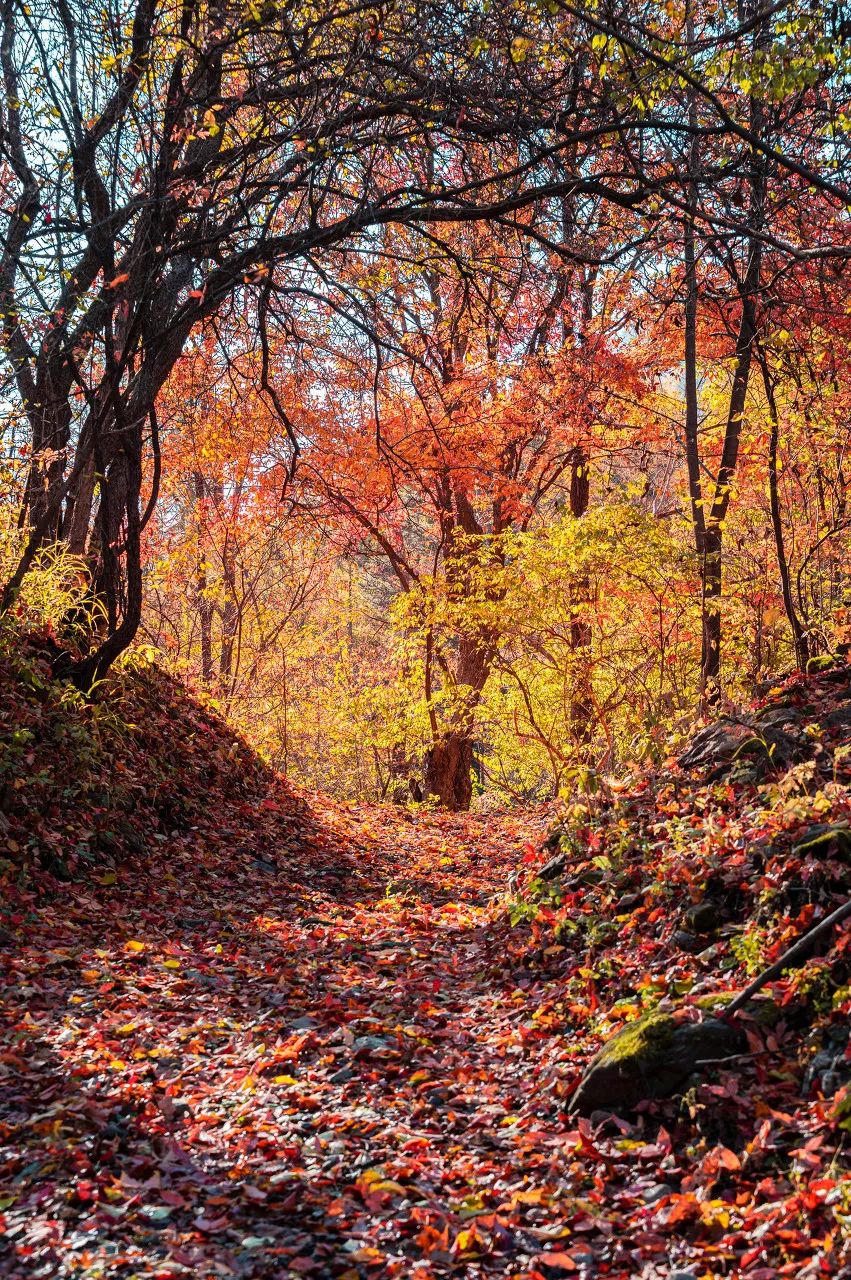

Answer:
[3,3,851,1276]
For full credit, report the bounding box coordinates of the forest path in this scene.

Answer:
[3,801,629,1280]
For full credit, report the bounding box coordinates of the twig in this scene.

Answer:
[694,1052,758,1067]
[725,897,851,1017]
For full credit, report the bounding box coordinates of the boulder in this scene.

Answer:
[792,822,851,859]
[678,719,753,773]
[568,1007,744,1115]
[682,901,720,935]
[678,714,807,781]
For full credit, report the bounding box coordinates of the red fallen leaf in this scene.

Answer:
[537,1252,578,1271]
[0,1050,28,1070]
[159,1190,187,1207]
[703,1144,740,1173]
[345,1248,383,1267]
[193,1213,230,1232]
[664,1193,701,1224]
[275,1031,313,1062]
[242,1185,267,1202]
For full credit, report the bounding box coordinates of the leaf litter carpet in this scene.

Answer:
[1,793,845,1279]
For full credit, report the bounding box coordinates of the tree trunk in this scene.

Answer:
[21,378,73,543]
[218,530,238,694]
[760,353,809,670]
[699,0,768,700]
[683,0,712,707]
[424,622,491,811]
[569,446,593,743]
[63,422,144,689]
[193,473,214,685]
[424,734,474,811]
[701,523,723,697]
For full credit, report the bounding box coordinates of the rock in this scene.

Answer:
[567,866,605,890]
[792,823,851,859]
[667,1272,699,1280]
[682,901,719,935]
[678,719,754,772]
[568,1008,744,1115]
[678,713,808,781]
[673,930,700,953]
[330,1067,355,1084]
[537,851,566,881]
[615,892,643,913]
[755,706,803,730]
[824,705,851,732]
[353,1034,393,1055]
[642,1182,674,1204]
[252,856,278,874]
[803,1035,851,1098]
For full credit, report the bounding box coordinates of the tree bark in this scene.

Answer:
[218,528,238,695]
[758,349,809,669]
[193,472,214,685]
[569,446,593,743]
[424,734,475,811]
[424,618,492,811]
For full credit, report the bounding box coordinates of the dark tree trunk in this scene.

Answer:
[424,618,491,811]
[569,446,593,741]
[63,422,144,689]
[759,352,809,670]
[701,523,723,697]
[219,531,238,693]
[193,473,214,685]
[424,734,474,811]
[20,369,74,543]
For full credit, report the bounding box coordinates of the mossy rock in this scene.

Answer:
[792,823,851,859]
[568,1006,745,1115]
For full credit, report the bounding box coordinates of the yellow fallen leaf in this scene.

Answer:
[512,1188,550,1206]
[358,1169,407,1196]
[454,1227,483,1253]
[162,959,180,969]
[125,940,145,952]
[273,1074,298,1085]
[370,1179,407,1196]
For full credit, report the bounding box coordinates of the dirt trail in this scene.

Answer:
[3,803,617,1280]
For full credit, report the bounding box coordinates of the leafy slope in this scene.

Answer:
[1,636,851,1278]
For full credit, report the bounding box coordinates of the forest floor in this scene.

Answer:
[2,799,607,1280]
[1,638,850,1279]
